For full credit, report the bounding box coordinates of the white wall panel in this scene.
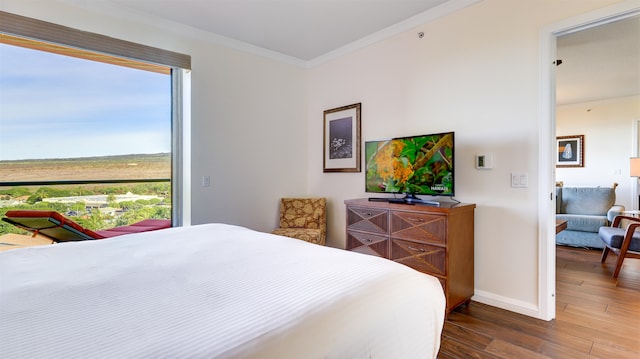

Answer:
[557,96,640,210]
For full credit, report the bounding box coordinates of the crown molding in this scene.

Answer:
[25,0,482,69]
[305,0,483,68]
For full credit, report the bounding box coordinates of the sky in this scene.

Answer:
[0,44,172,161]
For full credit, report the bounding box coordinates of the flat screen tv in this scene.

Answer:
[365,132,454,204]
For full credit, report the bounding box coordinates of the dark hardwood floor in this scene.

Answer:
[438,246,640,358]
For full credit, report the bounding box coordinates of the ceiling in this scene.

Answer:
[108,0,451,61]
[556,15,640,106]
[99,0,638,105]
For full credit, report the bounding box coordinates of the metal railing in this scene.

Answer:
[0,178,170,187]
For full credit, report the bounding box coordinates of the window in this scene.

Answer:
[0,11,190,239]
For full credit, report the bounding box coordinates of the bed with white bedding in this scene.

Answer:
[0,223,446,358]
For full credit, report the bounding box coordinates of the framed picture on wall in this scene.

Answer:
[323,103,361,172]
[556,135,584,167]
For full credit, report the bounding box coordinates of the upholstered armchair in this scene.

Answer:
[271,198,327,245]
[598,215,640,278]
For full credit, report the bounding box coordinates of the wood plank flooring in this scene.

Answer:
[438,246,640,358]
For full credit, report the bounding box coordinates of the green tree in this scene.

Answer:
[107,194,118,208]
[75,209,106,230]
[70,202,85,215]
[0,187,32,197]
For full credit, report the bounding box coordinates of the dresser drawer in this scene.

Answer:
[346,206,388,235]
[345,198,475,314]
[390,238,446,276]
[390,210,446,245]
[347,231,388,258]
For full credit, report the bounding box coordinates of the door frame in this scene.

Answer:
[632,119,640,210]
[538,0,640,321]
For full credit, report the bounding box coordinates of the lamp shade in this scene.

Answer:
[631,158,640,177]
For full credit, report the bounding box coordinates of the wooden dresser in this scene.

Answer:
[344,198,475,313]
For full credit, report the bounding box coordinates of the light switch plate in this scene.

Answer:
[511,172,528,188]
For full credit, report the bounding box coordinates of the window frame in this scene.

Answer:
[0,10,191,227]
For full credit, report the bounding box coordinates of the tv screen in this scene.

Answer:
[365,132,454,198]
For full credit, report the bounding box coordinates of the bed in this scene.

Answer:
[0,223,446,358]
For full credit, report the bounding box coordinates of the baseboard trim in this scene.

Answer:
[472,290,544,320]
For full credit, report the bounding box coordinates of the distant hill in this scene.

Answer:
[0,153,171,182]
[0,153,170,163]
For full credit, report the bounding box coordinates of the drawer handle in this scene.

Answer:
[365,238,373,243]
[364,212,372,216]
[408,246,425,252]
[408,217,424,222]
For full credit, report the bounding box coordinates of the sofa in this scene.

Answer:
[555,184,624,249]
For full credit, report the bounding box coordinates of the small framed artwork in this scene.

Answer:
[323,103,361,172]
[556,135,584,167]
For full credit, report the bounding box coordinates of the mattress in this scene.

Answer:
[0,223,446,358]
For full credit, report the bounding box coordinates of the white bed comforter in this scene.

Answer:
[0,223,445,358]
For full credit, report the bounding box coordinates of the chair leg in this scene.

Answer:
[613,253,625,278]
[612,243,632,278]
[600,247,610,263]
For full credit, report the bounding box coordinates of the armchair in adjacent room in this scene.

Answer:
[271,198,327,245]
[598,215,640,278]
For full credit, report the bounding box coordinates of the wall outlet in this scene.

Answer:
[202,176,211,187]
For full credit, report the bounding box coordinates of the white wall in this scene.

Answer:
[557,96,640,210]
[0,0,309,232]
[307,0,625,316]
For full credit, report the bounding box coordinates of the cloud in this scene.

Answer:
[0,43,172,160]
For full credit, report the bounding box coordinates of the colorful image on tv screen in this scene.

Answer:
[365,132,454,196]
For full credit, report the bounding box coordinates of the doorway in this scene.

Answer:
[556,16,640,209]
[539,2,640,321]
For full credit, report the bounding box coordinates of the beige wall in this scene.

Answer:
[557,96,640,209]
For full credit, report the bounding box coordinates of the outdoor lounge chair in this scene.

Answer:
[2,210,171,242]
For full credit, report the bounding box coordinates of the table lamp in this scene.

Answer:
[631,157,640,210]
[631,157,640,177]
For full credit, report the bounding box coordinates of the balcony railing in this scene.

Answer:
[0,178,170,187]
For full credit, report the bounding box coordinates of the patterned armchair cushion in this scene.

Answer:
[272,198,327,245]
[271,228,323,245]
